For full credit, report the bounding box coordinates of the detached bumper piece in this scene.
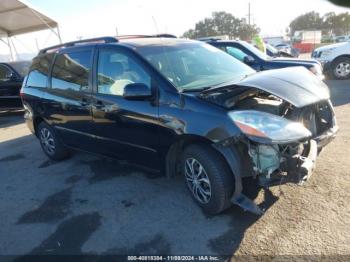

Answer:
[232,194,264,216]
[297,139,318,184]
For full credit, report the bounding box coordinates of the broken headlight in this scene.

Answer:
[228,110,312,144]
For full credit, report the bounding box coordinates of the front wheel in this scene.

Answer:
[181,144,234,215]
[332,57,350,79]
[38,122,70,161]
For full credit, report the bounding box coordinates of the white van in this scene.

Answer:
[312,41,350,79]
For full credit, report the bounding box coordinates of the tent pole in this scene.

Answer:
[9,37,18,60]
[29,8,61,43]
[7,37,14,61]
[56,26,62,44]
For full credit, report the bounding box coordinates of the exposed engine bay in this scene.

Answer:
[196,68,338,215]
[234,88,334,184]
[200,85,336,187]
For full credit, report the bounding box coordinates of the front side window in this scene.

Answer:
[27,54,54,88]
[97,49,151,96]
[0,65,13,82]
[51,50,92,92]
[136,41,254,91]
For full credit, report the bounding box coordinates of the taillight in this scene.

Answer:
[20,87,24,97]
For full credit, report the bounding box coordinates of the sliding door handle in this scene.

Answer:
[80,98,89,106]
[94,100,105,109]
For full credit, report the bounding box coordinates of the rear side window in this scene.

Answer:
[26,54,54,88]
[51,50,92,92]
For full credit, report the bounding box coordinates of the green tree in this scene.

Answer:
[289,11,323,35]
[182,11,260,40]
[289,11,350,36]
[327,0,350,7]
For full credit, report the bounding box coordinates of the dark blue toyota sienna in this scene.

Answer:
[21,36,338,215]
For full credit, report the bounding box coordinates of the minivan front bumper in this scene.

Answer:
[214,118,338,215]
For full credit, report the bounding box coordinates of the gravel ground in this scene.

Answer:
[0,80,349,260]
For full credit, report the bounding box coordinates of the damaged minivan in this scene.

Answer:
[22,36,338,215]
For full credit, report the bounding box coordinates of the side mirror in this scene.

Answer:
[123,83,152,100]
[243,55,255,65]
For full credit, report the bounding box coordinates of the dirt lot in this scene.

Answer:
[0,80,349,260]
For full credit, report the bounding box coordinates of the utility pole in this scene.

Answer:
[248,2,251,25]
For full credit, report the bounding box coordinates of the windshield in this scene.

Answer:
[135,41,255,91]
[239,41,271,60]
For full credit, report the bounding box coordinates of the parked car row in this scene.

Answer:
[20,35,338,215]
[203,39,324,79]
[2,36,349,113]
[0,61,30,110]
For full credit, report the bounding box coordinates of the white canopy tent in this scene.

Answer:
[0,0,61,61]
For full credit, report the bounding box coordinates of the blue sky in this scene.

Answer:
[26,0,349,37]
[0,0,349,56]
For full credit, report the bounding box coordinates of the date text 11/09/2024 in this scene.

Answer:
[127,256,221,261]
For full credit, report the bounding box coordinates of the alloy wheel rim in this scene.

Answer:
[184,158,211,204]
[40,128,55,155]
[335,62,350,77]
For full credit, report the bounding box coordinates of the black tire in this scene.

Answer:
[37,122,70,161]
[331,57,350,80]
[181,144,234,215]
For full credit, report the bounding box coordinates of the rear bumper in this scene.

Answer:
[314,59,332,76]
[23,103,35,135]
[322,61,333,75]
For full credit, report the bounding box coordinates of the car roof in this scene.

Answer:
[38,36,199,55]
[204,39,243,45]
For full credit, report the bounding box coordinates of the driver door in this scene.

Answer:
[91,46,160,170]
[0,64,22,108]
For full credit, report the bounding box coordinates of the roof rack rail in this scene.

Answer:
[39,34,177,55]
[152,34,177,38]
[197,37,221,42]
[39,36,118,54]
[116,34,177,39]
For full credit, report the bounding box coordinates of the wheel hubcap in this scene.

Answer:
[40,128,55,155]
[185,158,211,204]
[335,62,350,77]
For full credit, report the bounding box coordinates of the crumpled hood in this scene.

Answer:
[232,67,330,108]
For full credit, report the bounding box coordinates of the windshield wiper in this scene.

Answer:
[180,86,212,93]
[200,74,252,94]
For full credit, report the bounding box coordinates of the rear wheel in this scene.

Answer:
[332,57,350,79]
[181,144,234,215]
[38,122,70,161]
